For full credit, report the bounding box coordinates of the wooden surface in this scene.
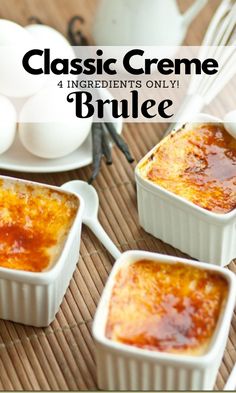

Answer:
[0,0,235,390]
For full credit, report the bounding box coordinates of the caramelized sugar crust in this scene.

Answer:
[0,180,79,272]
[139,124,236,213]
[106,260,228,355]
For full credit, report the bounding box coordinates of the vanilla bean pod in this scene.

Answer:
[102,125,112,165]
[89,123,103,184]
[105,123,134,163]
[67,16,89,46]
[28,16,43,24]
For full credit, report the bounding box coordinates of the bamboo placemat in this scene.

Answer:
[0,0,235,390]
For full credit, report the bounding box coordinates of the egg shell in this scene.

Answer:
[26,24,76,88]
[19,87,92,159]
[25,24,75,58]
[0,19,30,44]
[0,95,17,154]
[0,19,45,97]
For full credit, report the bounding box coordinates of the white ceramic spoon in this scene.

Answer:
[224,110,236,139]
[61,180,121,260]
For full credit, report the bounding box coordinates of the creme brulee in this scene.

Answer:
[138,123,236,213]
[106,260,228,355]
[0,179,79,272]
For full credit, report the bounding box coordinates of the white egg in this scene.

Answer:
[25,24,76,88]
[0,19,45,97]
[0,95,17,154]
[224,111,236,139]
[19,87,92,159]
[25,24,75,58]
[0,19,30,44]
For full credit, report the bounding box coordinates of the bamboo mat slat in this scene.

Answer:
[0,0,234,390]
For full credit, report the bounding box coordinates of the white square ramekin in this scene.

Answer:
[93,251,236,391]
[0,175,84,327]
[135,114,236,266]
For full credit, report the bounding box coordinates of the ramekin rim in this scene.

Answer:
[0,175,83,284]
[135,163,236,221]
[93,250,236,364]
[134,113,236,221]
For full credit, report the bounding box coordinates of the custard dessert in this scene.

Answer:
[0,178,79,272]
[106,260,228,355]
[138,123,236,213]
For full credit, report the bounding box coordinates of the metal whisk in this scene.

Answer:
[164,0,236,136]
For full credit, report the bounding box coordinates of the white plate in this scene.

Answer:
[0,121,122,173]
